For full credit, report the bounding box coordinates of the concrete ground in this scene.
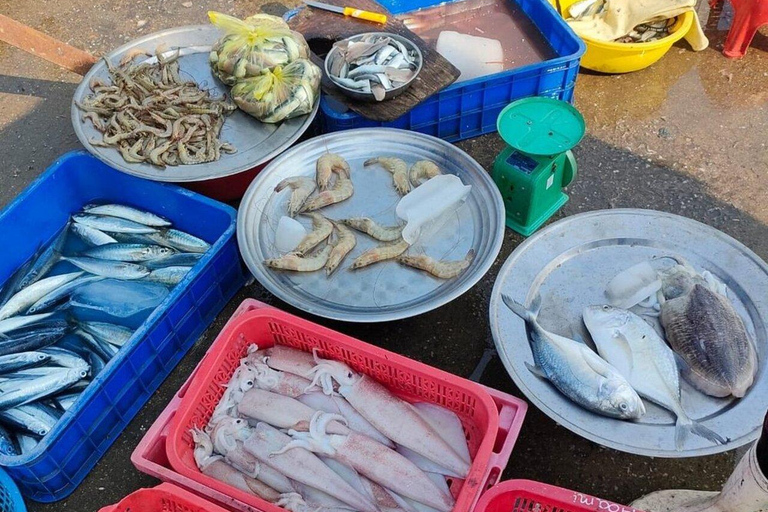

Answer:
[0,0,766,510]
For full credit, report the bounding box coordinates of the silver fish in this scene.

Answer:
[89,351,107,377]
[63,257,150,280]
[145,252,203,269]
[83,204,171,227]
[0,404,58,436]
[0,313,55,335]
[71,223,117,246]
[72,214,158,234]
[82,243,175,262]
[659,261,757,398]
[145,266,191,286]
[78,321,132,348]
[40,347,90,372]
[0,352,50,375]
[0,252,39,308]
[27,275,105,314]
[55,392,80,411]
[0,368,87,410]
[0,272,84,321]
[74,329,117,362]
[584,305,726,449]
[16,225,69,291]
[152,229,209,253]
[0,424,18,456]
[502,295,645,420]
[0,322,70,357]
[17,433,39,453]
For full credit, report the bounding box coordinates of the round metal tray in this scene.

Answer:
[71,25,318,183]
[238,128,505,322]
[490,209,768,457]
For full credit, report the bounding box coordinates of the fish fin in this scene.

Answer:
[525,361,547,380]
[675,416,726,450]
[501,294,530,321]
[529,295,542,318]
[579,347,615,379]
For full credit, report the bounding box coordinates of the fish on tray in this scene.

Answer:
[0,202,210,456]
[584,305,726,449]
[502,294,645,420]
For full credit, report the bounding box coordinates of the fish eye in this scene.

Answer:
[602,305,611,311]
[619,403,628,411]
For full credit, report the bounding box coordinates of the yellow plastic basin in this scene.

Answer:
[552,0,694,73]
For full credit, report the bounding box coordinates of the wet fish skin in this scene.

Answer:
[0,367,87,411]
[27,275,105,314]
[660,264,757,398]
[83,204,171,228]
[0,272,84,321]
[584,305,725,449]
[0,352,50,375]
[89,351,106,377]
[502,294,645,420]
[152,229,210,253]
[0,249,40,308]
[40,347,90,372]
[74,329,117,363]
[0,403,58,436]
[63,257,150,280]
[145,252,203,269]
[54,392,80,411]
[16,434,38,454]
[72,214,158,234]
[145,266,191,286]
[16,225,69,291]
[0,321,70,357]
[78,321,132,347]
[82,243,175,262]
[71,223,117,246]
[0,424,19,456]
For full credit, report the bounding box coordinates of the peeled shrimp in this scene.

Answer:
[408,161,441,187]
[295,213,333,254]
[398,250,475,279]
[341,217,402,242]
[276,177,317,217]
[301,176,354,212]
[326,222,357,275]
[264,245,332,272]
[316,153,351,190]
[350,239,410,269]
[364,157,410,195]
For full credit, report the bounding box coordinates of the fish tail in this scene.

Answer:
[675,415,726,450]
[501,294,533,321]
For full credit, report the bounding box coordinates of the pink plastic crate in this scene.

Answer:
[132,299,527,512]
[475,480,646,512]
[98,483,232,512]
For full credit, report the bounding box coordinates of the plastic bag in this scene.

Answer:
[208,11,310,85]
[232,59,321,123]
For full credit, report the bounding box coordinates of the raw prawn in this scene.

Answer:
[316,153,351,190]
[243,422,379,512]
[408,161,441,187]
[398,250,475,279]
[264,245,332,272]
[326,221,357,275]
[364,157,411,195]
[294,213,333,254]
[301,176,354,212]
[307,357,470,477]
[276,177,316,217]
[278,412,455,512]
[341,217,402,242]
[351,239,410,269]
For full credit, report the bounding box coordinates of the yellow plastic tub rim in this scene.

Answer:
[554,0,695,73]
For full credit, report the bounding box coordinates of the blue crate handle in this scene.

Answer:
[0,468,26,512]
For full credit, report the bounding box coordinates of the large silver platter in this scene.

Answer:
[238,128,505,322]
[490,209,768,457]
[71,25,318,183]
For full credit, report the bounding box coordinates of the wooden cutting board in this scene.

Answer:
[289,0,460,122]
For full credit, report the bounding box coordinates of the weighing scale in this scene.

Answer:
[492,97,585,236]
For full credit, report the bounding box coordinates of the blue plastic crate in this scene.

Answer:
[319,0,585,142]
[0,151,247,502]
[0,468,25,512]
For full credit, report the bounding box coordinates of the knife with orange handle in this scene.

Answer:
[304,0,388,24]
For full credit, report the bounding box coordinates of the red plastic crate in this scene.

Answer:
[134,299,527,512]
[475,480,646,512]
[98,483,231,512]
